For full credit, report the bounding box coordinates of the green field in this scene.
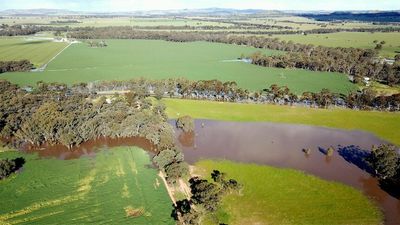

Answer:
[1,39,357,94]
[0,147,174,225]
[0,38,68,67]
[273,32,400,58]
[195,160,382,225]
[164,98,400,145]
[0,17,233,28]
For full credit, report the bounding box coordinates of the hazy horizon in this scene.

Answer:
[0,0,399,12]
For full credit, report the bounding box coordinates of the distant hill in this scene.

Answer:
[301,11,400,22]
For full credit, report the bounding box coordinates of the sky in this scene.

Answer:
[1,0,399,12]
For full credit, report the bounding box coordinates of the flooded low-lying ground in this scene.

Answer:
[16,120,399,224]
[22,136,156,160]
[174,120,399,225]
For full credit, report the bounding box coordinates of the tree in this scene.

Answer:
[176,115,195,132]
[0,157,25,180]
[153,148,183,169]
[189,177,222,212]
[172,200,200,225]
[165,162,189,182]
[395,54,400,63]
[375,44,383,50]
[366,145,399,179]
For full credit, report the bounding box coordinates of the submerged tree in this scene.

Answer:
[176,115,195,132]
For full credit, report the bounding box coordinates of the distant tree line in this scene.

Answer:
[0,24,68,36]
[88,78,400,111]
[250,50,400,86]
[0,157,25,180]
[50,20,82,24]
[302,11,400,23]
[0,60,33,73]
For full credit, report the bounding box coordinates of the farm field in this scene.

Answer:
[195,160,382,225]
[164,98,400,146]
[0,147,174,225]
[1,39,357,94]
[0,37,68,67]
[236,17,388,30]
[273,32,400,58]
[0,16,233,27]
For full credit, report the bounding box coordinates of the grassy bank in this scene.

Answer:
[0,147,174,225]
[1,39,356,94]
[164,98,400,145]
[195,160,383,225]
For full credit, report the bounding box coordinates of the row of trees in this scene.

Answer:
[87,78,400,111]
[172,170,242,224]
[0,60,33,73]
[250,51,400,86]
[0,157,25,180]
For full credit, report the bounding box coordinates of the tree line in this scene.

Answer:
[250,50,400,86]
[0,60,33,73]
[86,78,400,111]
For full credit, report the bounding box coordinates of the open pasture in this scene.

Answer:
[0,147,174,225]
[1,39,356,94]
[0,16,234,27]
[0,37,68,67]
[273,32,400,58]
[196,160,382,225]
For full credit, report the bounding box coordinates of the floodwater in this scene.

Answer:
[17,120,399,224]
[174,120,400,225]
[22,136,156,160]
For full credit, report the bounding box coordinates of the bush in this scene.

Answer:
[0,157,25,180]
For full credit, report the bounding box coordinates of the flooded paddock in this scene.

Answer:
[17,120,399,224]
[174,120,399,225]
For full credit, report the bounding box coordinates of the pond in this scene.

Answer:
[174,119,399,225]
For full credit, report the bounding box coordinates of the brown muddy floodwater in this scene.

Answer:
[173,120,400,225]
[17,120,399,224]
[22,136,156,160]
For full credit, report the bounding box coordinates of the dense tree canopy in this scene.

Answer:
[0,60,33,73]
